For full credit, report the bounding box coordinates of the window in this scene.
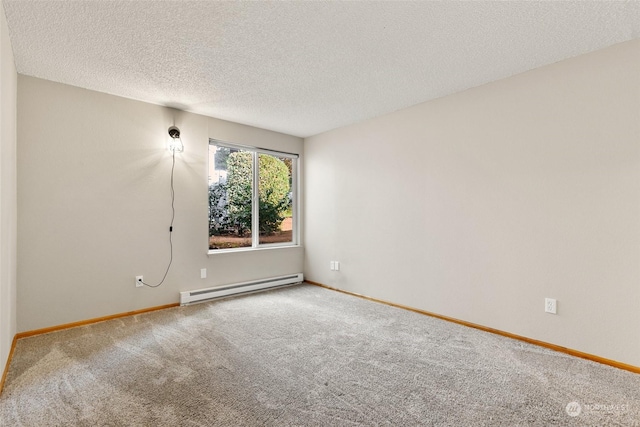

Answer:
[208,140,298,251]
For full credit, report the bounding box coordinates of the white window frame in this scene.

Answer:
[208,139,299,254]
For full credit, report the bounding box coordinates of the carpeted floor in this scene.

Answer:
[0,283,638,426]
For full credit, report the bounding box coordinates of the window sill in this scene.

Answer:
[208,244,302,256]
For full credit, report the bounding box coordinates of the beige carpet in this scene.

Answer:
[1,284,639,426]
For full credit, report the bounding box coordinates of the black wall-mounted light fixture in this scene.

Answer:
[168,126,184,152]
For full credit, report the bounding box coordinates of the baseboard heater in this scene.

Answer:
[179,273,304,306]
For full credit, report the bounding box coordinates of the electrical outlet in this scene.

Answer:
[545,298,557,314]
[135,276,144,288]
[200,268,207,279]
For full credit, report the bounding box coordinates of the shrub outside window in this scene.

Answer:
[208,140,298,251]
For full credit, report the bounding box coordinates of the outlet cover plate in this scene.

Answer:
[545,298,557,314]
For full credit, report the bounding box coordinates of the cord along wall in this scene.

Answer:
[138,126,180,289]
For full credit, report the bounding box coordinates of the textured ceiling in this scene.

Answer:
[2,1,639,138]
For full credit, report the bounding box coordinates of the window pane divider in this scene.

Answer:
[251,152,259,248]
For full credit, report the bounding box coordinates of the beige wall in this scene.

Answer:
[17,76,303,332]
[0,3,17,375]
[304,39,640,366]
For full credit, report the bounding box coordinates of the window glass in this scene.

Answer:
[258,153,293,245]
[208,141,297,251]
[208,146,253,249]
